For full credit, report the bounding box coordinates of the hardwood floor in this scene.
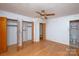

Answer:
[0,40,77,56]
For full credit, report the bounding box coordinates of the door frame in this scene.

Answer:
[7,19,19,51]
[22,21,34,48]
[69,20,79,55]
[69,20,79,46]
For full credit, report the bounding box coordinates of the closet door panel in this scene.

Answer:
[7,26,17,46]
[42,23,46,40]
[28,27,32,40]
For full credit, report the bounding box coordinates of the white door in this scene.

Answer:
[7,26,17,46]
[28,27,32,40]
[23,30,28,41]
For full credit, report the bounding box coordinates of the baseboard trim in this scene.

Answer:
[46,39,69,47]
[33,39,40,43]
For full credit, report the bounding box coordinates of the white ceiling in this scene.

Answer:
[0,3,79,18]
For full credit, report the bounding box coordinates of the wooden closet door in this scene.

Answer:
[42,23,46,40]
[0,17,7,53]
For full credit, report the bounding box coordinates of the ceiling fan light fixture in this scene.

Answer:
[36,10,55,19]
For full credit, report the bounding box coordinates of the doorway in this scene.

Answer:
[22,21,33,48]
[7,19,19,51]
[40,23,46,40]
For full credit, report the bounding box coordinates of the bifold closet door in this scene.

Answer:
[7,26,17,46]
[23,30,28,41]
[23,22,32,41]
[28,27,32,40]
[0,17,7,53]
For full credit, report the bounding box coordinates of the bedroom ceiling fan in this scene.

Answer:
[36,10,55,19]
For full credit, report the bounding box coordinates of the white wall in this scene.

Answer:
[46,14,79,45]
[0,10,33,21]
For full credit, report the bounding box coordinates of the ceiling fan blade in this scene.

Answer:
[41,10,45,13]
[36,11,43,16]
[46,13,55,16]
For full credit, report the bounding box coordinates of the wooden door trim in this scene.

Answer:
[32,22,34,42]
[44,23,46,40]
